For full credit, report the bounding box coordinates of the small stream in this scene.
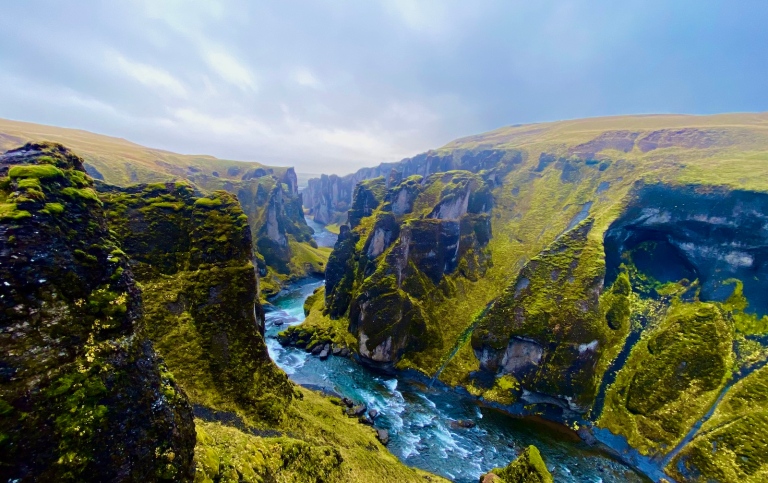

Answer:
[263,221,649,483]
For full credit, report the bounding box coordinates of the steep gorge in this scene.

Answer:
[290,113,768,481]
[0,143,446,482]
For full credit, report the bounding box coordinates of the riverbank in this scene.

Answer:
[265,277,651,483]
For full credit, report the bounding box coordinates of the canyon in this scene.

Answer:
[3,112,768,482]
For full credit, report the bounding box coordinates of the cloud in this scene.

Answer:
[112,53,189,98]
[293,68,322,89]
[0,0,765,175]
[200,45,257,92]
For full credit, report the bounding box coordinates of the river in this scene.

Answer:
[264,220,649,483]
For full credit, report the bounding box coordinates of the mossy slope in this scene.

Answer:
[100,182,295,421]
[0,142,195,481]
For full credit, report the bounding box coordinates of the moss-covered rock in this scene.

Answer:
[100,182,294,421]
[313,170,495,367]
[480,445,553,483]
[471,220,630,413]
[599,300,733,455]
[0,143,195,482]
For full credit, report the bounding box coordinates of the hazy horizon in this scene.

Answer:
[2,1,767,175]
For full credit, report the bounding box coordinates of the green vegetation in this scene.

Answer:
[668,364,768,481]
[0,117,320,291]
[0,142,195,481]
[483,445,553,483]
[599,300,733,455]
[100,178,437,482]
[278,286,357,351]
[194,388,448,483]
[324,223,341,234]
[8,164,64,179]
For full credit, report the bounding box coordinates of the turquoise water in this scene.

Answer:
[264,222,648,482]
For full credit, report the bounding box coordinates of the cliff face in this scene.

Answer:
[303,148,519,225]
[0,119,318,295]
[288,113,768,481]
[319,171,501,367]
[0,143,195,482]
[178,166,318,295]
[99,182,295,421]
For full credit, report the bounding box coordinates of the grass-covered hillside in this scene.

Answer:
[0,118,323,296]
[290,112,768,481]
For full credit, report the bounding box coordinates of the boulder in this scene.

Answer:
[376,429,390,445]
[346,404,367,417]
[318,343,331,360]
[450,419,476,429]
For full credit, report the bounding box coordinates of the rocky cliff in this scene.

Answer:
[286,113,768,481]
[0,143,195,481]
[0,142,445,482]
[0,119,320,296]
[303,148,520,225]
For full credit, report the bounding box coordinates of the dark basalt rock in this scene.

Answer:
[604,183,768,315]
[318,343,331,360]
[472,220,613,412]
[0,143,195,482]
[346,404,367,417]
[324,225,359,318]
[376,428,390,445]
[450,419,477,429]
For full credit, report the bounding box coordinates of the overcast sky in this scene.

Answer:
[1,1,767,174]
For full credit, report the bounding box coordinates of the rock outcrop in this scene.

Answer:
[480,445,553,483]
[317,171,497,366]
[303,148,520,225]
[0,143,195,482]
[99,181,295,421]
[0,142,449,483]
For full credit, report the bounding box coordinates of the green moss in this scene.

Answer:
[0,203,31,221]
[668,364,768,481]
[486,445,553,483]
[194,196,224,208]
[324,223,341,234]
[279,287,357,351]
[17,177,42,189]
[61,187,101,204]
[193,388,448,483]
[42,202,65,214]
[598,300,733,455]
[8,164,65,179]
[482,374,521,405]
[724,279,768,335]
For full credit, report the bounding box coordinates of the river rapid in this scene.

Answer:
[264,220,649,483]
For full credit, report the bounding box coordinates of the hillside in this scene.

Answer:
[0,118,324,296]
[290,112,768,481]
[304,113,768,223]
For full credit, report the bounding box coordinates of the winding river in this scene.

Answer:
[264,220,649,483]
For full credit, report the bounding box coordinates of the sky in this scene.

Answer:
[1,1,767,175]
